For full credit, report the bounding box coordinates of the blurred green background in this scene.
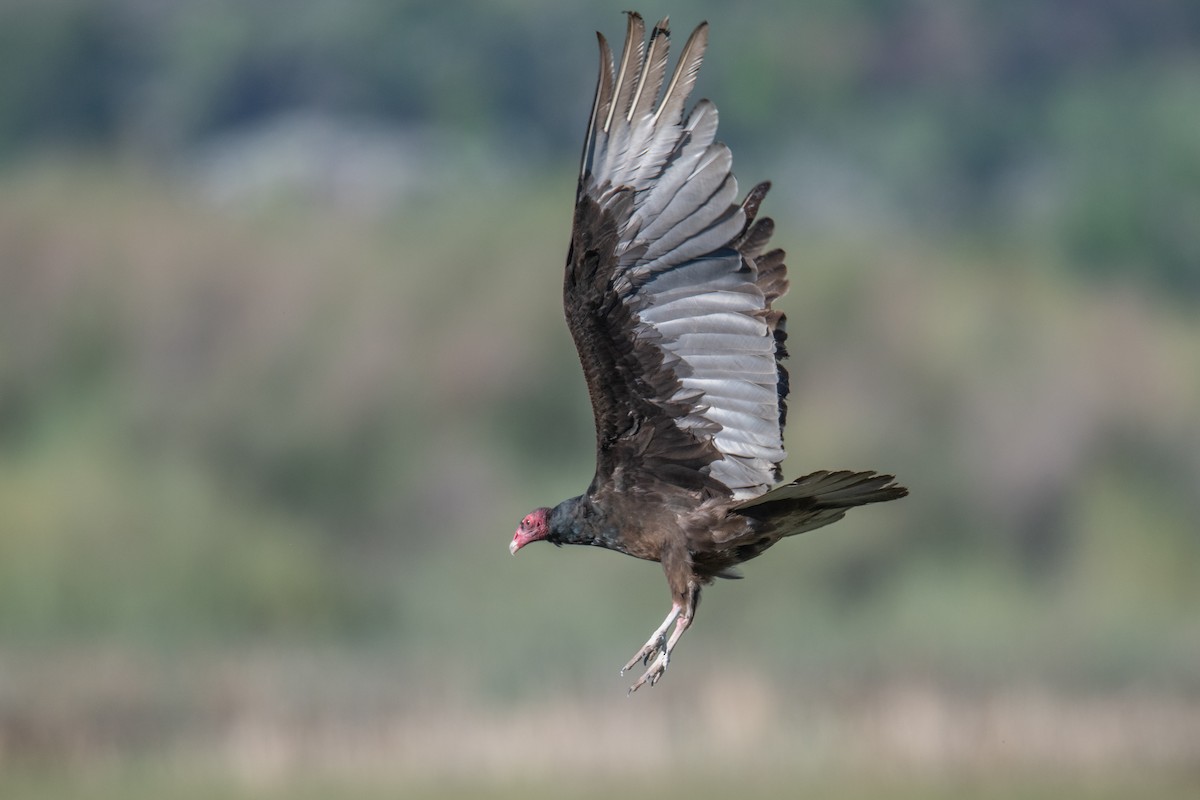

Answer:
[1,0,1198,797]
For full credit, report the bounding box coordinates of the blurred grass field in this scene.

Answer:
[3,767,1199,800]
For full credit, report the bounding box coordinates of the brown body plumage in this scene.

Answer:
[510,13,906,692]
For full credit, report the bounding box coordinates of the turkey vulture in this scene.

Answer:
[510,12,907,693]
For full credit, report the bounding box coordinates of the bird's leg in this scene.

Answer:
[621,602,681,676]
[627,604,693,693]
[626,580,700,693]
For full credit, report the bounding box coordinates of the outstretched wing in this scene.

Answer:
[565,13,790,502]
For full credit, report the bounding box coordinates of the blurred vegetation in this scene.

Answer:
[3,765,1199,800]
[0,0,1198,795]
[2,0,1199,294]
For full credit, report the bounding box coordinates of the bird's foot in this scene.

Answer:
[620,632,667,676]
[624,652,672,695]
[620,602,683,692]
[627,650,668,694]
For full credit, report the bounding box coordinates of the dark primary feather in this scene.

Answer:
[568,14,786,503]
[514,13,907,692]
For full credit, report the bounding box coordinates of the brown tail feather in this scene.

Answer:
[732,470,907,537]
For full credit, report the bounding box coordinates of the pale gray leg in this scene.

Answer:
[621,602,681,678]
[626,608,693,693]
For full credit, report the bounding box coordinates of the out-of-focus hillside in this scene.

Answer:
[1,1,1199,797]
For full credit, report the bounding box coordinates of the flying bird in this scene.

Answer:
[510,12,907,693]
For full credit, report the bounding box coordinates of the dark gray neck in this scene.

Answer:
[548,495,623,552]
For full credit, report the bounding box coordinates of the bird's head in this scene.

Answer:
[510,507,552,555]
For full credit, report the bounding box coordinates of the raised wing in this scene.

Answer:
[565,13,790,502]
